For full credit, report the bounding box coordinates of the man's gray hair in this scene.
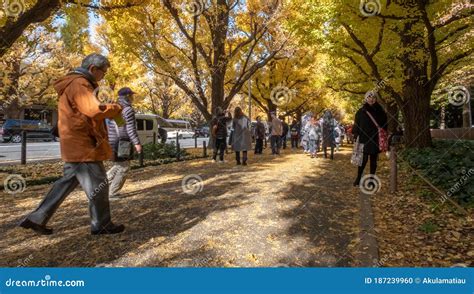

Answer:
[81,53,110,70]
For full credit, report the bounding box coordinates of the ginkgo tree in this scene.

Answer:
[0,27,81,119]
[291,0,473,147]
[0,0,141,57]
[100,0,291,121]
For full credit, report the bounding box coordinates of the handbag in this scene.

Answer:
[365,110,388,152]
[113,121,132,159]
[351,136,364,166]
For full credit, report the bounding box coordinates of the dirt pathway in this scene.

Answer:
[1,147,362,267]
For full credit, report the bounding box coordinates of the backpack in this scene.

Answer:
[290,126,298,137]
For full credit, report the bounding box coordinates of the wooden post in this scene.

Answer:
[21,131,27,165]
[153,132,157,145]
[195,136,198,149]
[203,141,207,157]
[390,145,397,194]
[177,143,181,161]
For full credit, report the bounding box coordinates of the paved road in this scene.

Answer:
[0,138,209,165]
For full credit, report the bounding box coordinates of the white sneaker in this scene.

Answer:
[211,159,217,163]
[218,160,225,164]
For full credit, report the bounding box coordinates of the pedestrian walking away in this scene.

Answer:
[289,119,300,149]
[254,116,266,154]
[321,110,337,160]
[210,107,232,163]
[280,116,289,150]
[230,107,252,165]
[270,112,283,155]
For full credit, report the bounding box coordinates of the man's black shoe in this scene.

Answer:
[19,219,53,235]
[91,223,125,235]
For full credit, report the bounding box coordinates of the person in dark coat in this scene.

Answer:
[289,119,300,149]
[254,116,266,154]
[280,116,289,149]
[352,91,388,186]
[210,107,232,163]
[321,110,336,160]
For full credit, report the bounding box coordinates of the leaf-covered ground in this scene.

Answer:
[1,147,361,267]
[0,146,472,267]
[371,160,473,267]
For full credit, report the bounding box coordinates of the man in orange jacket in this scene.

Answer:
[19,53,125,235]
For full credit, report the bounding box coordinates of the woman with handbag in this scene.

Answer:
[107,87,142,198]
[352,91,388,187]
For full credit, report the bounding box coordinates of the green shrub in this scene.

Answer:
[419,220,439,234]
[400,139,474,206]
[138,143,188,160]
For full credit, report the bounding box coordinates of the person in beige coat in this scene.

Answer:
[270,112,283,155]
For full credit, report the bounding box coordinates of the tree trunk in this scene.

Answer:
[266,100,277,122]
[400,85,432,148]
[386,102,400,133]
[0,0,61,57]
[397,18,432,148]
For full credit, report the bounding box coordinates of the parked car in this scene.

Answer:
[0,119,57,143]
[135,114,170,144]
[165,119,195,140]
[194,126,210,138]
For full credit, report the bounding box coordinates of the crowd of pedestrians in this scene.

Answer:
[19,53,388,237]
